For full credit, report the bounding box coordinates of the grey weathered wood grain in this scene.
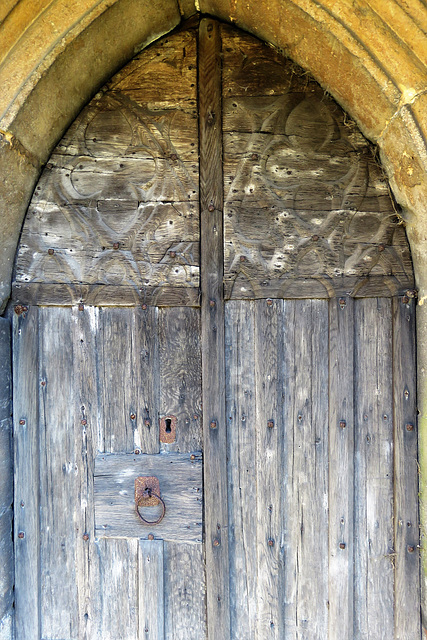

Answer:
[69,306,101,637]
[98,307,159,454]
[13,283,200,308]
[354,298,394,637]
[0,318,12,625]
[254,298,285,639]
[38,308,80,637]
[283,300,329,638]
[13,306,40,640]
[94,452,202,542]
[159,307,202,453]
[328,297,354,640]
[199,17,231,639]
[14,28,200,306]
[164,542,207,639]
[92,538,139,640]
[225,300,257,639]
[392,296,420,638]
[139,539,165,640]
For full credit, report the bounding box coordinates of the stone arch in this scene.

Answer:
[1,0,427,631]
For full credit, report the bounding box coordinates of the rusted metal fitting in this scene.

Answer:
[78,303,84,311]
[14,305,28,315]
[113,242,119,250]
[19,419,26,426]
[210,420,217,429]
[213,538,220,547]
[406,423,414,431]
[48,248,54,255]
[190,454,196,461]
[169,251,176,258]
[378,244,385,252]
[251,153,259,161]
[339,298,346,309]
[266,298,273,306]
[130,414,136,421]
[170,153,178,161]
[402,295,410,304]
[83,533,89,541]
[160,415,176,443]
[144,419,150,427]
[339,420,346,429]
[268,538,274,547]
[208,203,215,212]
[339,542,346,550]
[40,380,46,387]
[18,532,25,539]
[239,255,246,262]
[148,533,154,540]
[141,303,148,310]
[407,545,415,553]
[312,235,319,242]
[81,419,87,426]
[267,420,274,429]
[209,299,216,308]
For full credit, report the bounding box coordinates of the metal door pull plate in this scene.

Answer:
[135,476,166,525]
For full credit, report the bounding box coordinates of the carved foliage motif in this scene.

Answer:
[222,28,414,299]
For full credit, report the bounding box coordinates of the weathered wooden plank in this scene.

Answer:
[392,296,421,638]
[0,318,12,626]
[199,17,231,639]
[0,509,13,623]
[98,307,159,454]
[94,452,202,542]
[224,274,414,300]
[283,300,329,637]
[354,298,395,637]
[139,540,165,640]
[221,25,293,98]
[254,298,284,638]
[328,297,354,640]
[225,300,257,638]
[91,538,139,640]
[13,283,200,307]
[107,29,198,102]
[159,307,202,453]
[38,307,80,638]
[164,542,207,639]
[69,306,101,638]
[13,306,40,640]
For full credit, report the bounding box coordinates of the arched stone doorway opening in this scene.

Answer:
[1,3,427,636]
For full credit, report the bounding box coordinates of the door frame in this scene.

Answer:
[1,8,427,637]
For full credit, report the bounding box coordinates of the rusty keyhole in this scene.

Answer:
[160,415,176,443]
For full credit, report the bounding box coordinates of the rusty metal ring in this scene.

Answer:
[135,492,166,525]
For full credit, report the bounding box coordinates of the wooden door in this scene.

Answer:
[12,17,420,640]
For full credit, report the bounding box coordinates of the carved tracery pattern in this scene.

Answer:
[222,28,413,299]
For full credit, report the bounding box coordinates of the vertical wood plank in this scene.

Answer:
[71,306,101,639]
[254,298,284,639]
[92,538,139,640]
[38,307,79,638]
[393,297,421,638]
[199,17,230,639]
[225,300,257,639]
[328,297,354,639]
[164,542,207,639]
[0,317,13,628]
[13,306,40,640]
[354,298,394,637]
[139,540,165,640]
[283,300,329,638]
[159,307,202,453]
[99,307,159,454]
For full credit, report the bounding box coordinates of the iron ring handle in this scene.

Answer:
[135,492,166,525]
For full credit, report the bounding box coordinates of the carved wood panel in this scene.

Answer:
[221,26,414,299]
[14,28,200,307]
